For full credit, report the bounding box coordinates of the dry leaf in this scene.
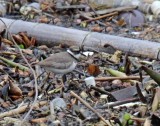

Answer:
[31,118,47,123]
[152,88,160,112]
[19,32,32,47]
[22,49,33,55]
[12,34,26,46]
[30,37,36,46]
[28,90,34,97]
[1,38,13,45]
[17,69,30,76]
[91,25,103,32]
[87,64,101,76]
[144,118,151,126]
[1,101,10,108]
[9,82,22,100]
[10,95,22,100]
[39,16,49,23]
[117,18,126,26]
[110,50,122,64]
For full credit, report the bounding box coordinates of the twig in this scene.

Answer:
[77,76,147,83]
[95,76,148,81]
[136,83,147,103]
[75,75,148,84]
[86,2,100,17]
[84,12,118,23]
[10,34,38,123]
[0,19,39,123]
[70,91,111,126]
[0,101,47,118]
[80,32,92,51]
[85,2,107,27]
[56,5,86,9]
[96,97,139,109]
[80,5,137,17]
[79,11,107,27]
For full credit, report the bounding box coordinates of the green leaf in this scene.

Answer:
[119,66,125,72]
[122,113,133,126]
[106,68,127,77]
[123,113,131,121]
[141,65,160,85]
[128,120,134,125]
[0,56,29,71]
[19,44,25,49]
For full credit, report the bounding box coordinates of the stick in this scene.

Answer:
[95,76,149,81]
[84,12,118,23]
[70,91,111,126]
[80,5,137,17]
[3,21,39,123]
[0,101,47,118]
[96,97,139,109]
[56,5,86,9]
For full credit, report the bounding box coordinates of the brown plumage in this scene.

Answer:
[38,52,77,74]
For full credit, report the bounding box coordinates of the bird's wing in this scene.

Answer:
[38,52,76,69]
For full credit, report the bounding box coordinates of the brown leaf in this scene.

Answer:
[22,49,33,55]
[19,32,32,47]
[12,34,26,47]
[39,16,49,23]
[10,95,22,100]
[12,68,30,76]
[28,90,34,97]
[1,101,10,108]
[30,37,36,46]
[87,64,101,76]
[91,26,103,32]
[31,118,47,123]
[1,38,13,45]
[9,82,22,100]
[117,18,126,26]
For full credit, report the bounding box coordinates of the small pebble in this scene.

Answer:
[24,77,30,83]
[104,86,112,91]
[106,27,113,33]
[19,78,24,84]
[112,79,122,85]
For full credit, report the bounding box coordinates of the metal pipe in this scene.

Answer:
[0,18,160,59]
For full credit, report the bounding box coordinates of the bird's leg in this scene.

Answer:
[62,74,67,83]
[60,74,67,87]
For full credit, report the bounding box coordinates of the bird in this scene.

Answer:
[37,51,78,74]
